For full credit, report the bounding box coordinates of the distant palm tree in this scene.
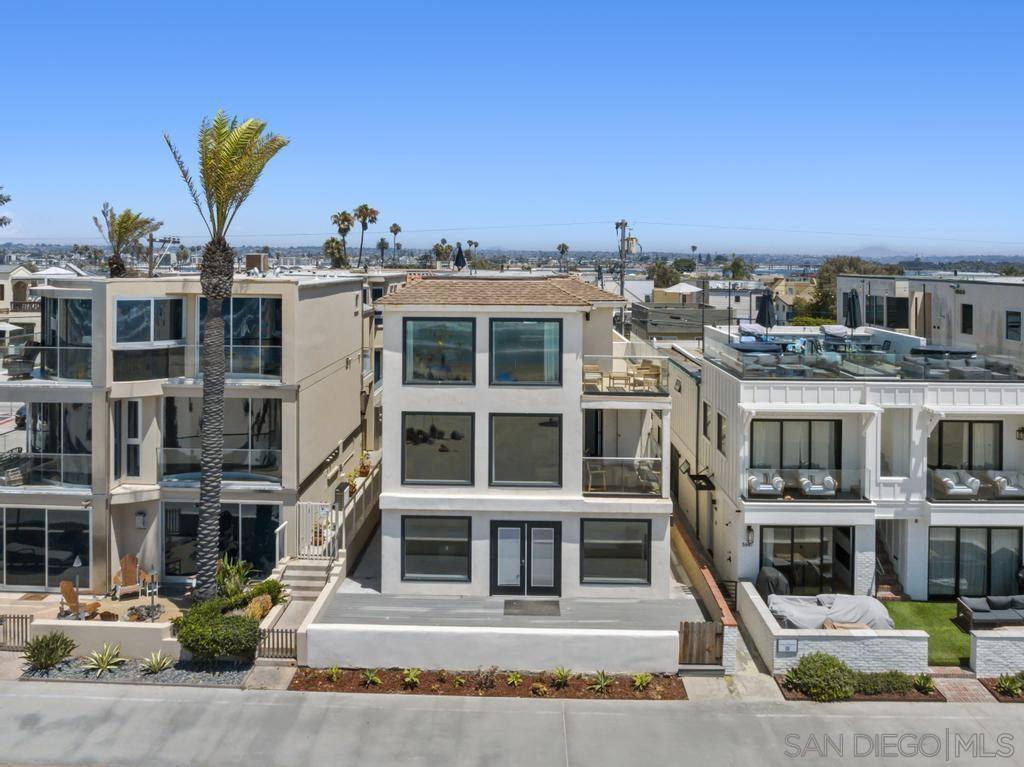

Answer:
[331,211,355,265]
[322,237,346,268]
[92,203,162,278]
[556,242,569,272]
[389,223,401,259]
[376,237,389,267]
[0,186,11,229]
[164,110,287,599]
[352,204,379,269]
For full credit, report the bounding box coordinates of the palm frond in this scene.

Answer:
[164,133,211,236]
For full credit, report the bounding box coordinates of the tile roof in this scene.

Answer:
[376,277,625,307]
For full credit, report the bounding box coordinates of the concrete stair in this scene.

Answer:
[874,536,908,601]
[279,559,331,602]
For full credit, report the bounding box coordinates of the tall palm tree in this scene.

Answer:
[322,236,346,268]
[376,237,389,268]
[330,211,354,265]
[389,223,401,260]
[164,111,288,599]
[0,186,11,229]
[556,242,569,272]
[92,203,162,277]
[352,203,379,268]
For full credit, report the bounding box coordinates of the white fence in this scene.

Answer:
[296,461,382,561]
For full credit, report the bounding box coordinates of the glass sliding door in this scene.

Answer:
[46,510,89,588]
[162,502,282,579]
[958,528,989,597]
[928,526,1023,598]
[750,421,779,468]
[760,526,855,595]
[0,508,89,591]
[4,508,45,588]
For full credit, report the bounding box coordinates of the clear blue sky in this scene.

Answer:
[2,1,1022,255]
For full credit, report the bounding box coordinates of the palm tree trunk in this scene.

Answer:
[341,237,347,266]
[196,236,234,599]
[357,229,366,269]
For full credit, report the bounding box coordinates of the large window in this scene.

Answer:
[490,414,561,486]
[23,403,92,487]
[702,402,711,439]
[885,297,909,329]
[162,397,282,482]
[199,296,283,378]
[1007,311,1022,342]
[112,400,141,480]
[880,408,911,477]
[403,318,475,384]
[163,502,280,578]
[927,421,1001,470]
[114,298,184,344]
[866,295,884,325]
[928,527,1022,598]
[716,412,727,454]
[761,526,854,595]
[39,296,92,380]
[0,508,90,590]
[750,419,841,469]
[581,519,651,584]
[402,413,474,485]
[401,516,471,581]
[490,319,561,385]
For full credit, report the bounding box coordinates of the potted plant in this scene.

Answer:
[357,450,372,477]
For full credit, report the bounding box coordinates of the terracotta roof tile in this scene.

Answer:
[376,277,624,307]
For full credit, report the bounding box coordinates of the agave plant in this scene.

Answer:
[82,643,128,677]
[140,651,174,675]
[164,112,288,599]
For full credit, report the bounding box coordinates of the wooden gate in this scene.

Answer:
[0,614,32,651]
[258,628,297,659]
[679,621,723,665]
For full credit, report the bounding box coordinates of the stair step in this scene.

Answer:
[283,574,328,585]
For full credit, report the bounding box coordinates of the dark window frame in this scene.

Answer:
[400,514,472,583]
[929,420,1002,471]
[401,316,477,385]
[759,525,856,595]
[716,412,727,455]
[580,518,653,586]
[488,412,563,487]
[400,411,475,486]
[702,402,711,439]
[488,317,563,386]
[749,418,843,470]
[927,526,1024,599]
[1007,310,1022,342]
[961,304,974,335]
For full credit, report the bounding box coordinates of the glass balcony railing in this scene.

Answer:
[582,355,668,395]
[1,337,92,382]
[928,467,1024,502]
[742,467,868,501]
[160,447,282,484]
[113,345,283,382]
[0,451,91,489]
[583,457,662,496]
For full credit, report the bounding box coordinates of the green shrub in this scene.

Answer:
[506,671,523,688]
[402,668,421,689]
[361,668,381,687]
[587,671,613,694]
[531,682,550,697]
[172,580,282,661]
[853,670,914,696]
[475,666,498,690]
[790,315,833,327]
[216,555,255,599]
[327,666,342,683]
[632,672,653,692]
[912,674,936,695]
[22,632,76,671]
[452,675,466,688]
[783,653,856,702]
[550,667,572,689]
[996,674,1022,698]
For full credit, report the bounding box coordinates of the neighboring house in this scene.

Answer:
[0,273,364,594]
[376,276,673,599]
[0,265,42,336]
[837,272,1024,356]
[670,323,1024,602]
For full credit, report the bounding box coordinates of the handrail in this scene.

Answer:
[275,521,288,564]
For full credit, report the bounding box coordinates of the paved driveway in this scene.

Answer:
[0,680,1022,766]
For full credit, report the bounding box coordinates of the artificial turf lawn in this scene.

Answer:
[885,601,970,666]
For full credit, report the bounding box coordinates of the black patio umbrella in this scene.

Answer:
[846,290,862,329]
[453,242,467,271]
[596,264,604,288]
[755,288,775,329]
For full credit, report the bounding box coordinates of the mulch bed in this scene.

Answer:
[290,667,686,700]
[774,676,946,703]
[979,679,1024,703]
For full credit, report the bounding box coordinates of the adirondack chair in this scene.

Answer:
[112,554,157,600]
[59,580,100,619]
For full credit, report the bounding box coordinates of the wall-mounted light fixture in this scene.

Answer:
[1016,426,1024,441]
[745,525,755,546]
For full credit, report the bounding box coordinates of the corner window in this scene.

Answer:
[114,298,184,345]
[490,318,561,385]
[199,296,283,377]
[961,304,973,335]
[716,412,727,454]
[403,318,475,384]
[581,519,651,584]
[401,516,471,582]
[1007,311,1022,342]
[402,413,474,485]
[490,414,561,486]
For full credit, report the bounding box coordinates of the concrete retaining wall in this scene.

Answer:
[736,582,928,673]
[306,623,680,674]
[30,619,180,659]
[971,629,1024,677]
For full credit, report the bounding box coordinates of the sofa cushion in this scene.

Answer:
[961,597,990,613]
[1011,596,1024,610]
[988,596,1013,610]
[971,610,1023,625]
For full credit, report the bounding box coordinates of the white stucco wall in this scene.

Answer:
[970,628,1024,677]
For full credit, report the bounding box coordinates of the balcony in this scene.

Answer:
[742,467,868,502]
[160,447,283,484]
[0,404,93,489]
[1,337,91,382]
[582,352,668,395]
[583,457,662,496]
[10,300,41,314]
[113,344,282,382]
[0,450,91,489]
[928,468,1024,502]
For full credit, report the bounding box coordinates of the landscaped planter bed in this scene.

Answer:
[23,659,252,688]
[979,679,1022,702]
[290,668,686,700]
[774,676,946,703]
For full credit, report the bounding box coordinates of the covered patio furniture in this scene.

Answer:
[2,341,41,380]
[112,554,158,600]
[931,469,981,499]
[59,580,100,619]
[747,470,784,497]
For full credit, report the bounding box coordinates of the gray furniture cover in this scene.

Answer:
[768,593,896,630]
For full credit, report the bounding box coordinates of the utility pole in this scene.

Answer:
[614,220,628,297]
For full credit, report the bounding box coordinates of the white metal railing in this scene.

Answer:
[295,458,382,563]
[275,521,288,564]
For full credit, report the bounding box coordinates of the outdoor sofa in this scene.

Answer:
[956,595,1024,630]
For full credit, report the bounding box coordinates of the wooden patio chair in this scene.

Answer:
[582,364,603,392]
[112,554,157,600]
[59,580,100,619]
